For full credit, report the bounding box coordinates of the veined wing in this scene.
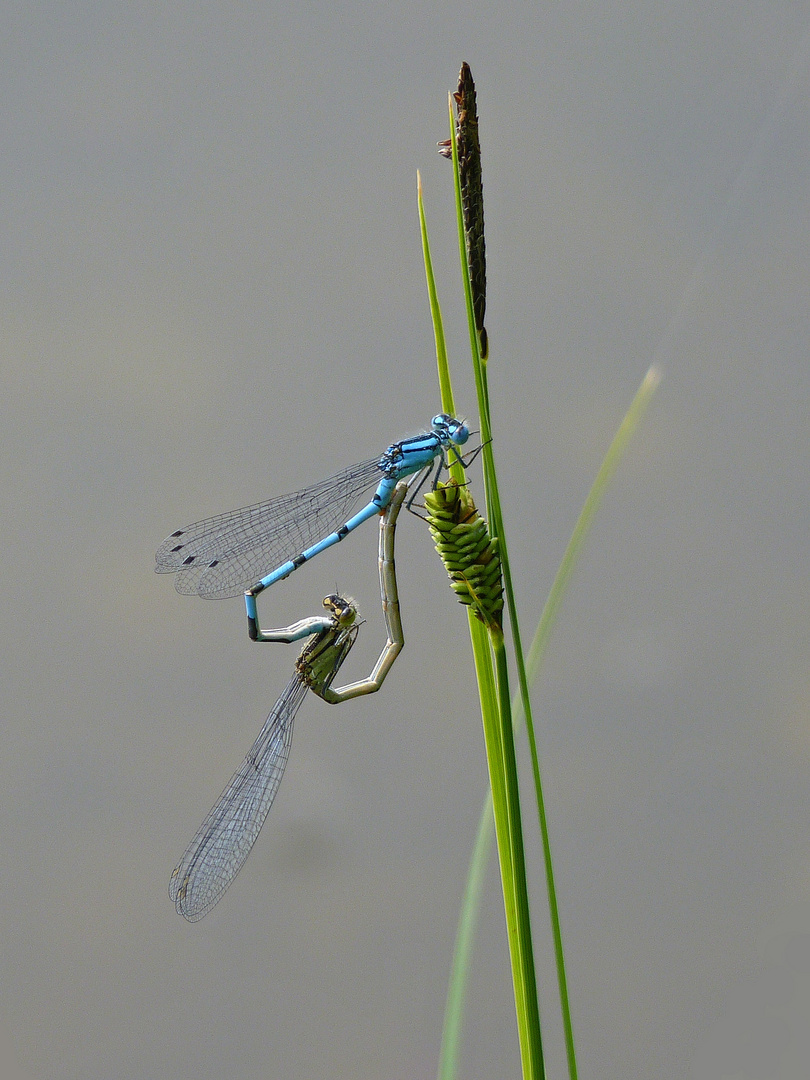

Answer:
[155,457,383,598]
[168,675,309,922]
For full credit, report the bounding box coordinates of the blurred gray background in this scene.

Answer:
[2,4,809,1079]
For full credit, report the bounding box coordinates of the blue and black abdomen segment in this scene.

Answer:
[156,415,471,626]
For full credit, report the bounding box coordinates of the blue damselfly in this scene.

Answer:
[155,414,469,635]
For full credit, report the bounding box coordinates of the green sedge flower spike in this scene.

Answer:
[424,480,503,630]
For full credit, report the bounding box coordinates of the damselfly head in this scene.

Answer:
[322,594,358,627]
[432,413,470,447]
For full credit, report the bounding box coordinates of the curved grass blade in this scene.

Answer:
[420,140,544,1080]
[439,365,662,1080]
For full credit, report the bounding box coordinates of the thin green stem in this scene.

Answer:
[492,629,544,1079]
[444,365,663,1080]
[446,92,547,1080]
[420,164,542,1080]
[417,171,457,422]
[432,63,664,1080]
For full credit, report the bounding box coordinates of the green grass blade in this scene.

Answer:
[524,365,663,686]
[420,163,543,1080]
[492,630,544,1080]
[440,366,663,1080]
[436,61,664,1080]
[417,170,457,422]
[446,81,546,1079]
[437,793,494,1080]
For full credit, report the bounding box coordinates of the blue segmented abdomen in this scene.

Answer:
[155,457,384,598]
[156,415,468,600]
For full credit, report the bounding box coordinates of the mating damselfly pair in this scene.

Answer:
[158,416,472,920]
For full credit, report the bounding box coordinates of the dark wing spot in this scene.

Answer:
[182,555,196,566]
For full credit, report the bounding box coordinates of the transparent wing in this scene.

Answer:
[169,676,309,922]
[155,457,383,598]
